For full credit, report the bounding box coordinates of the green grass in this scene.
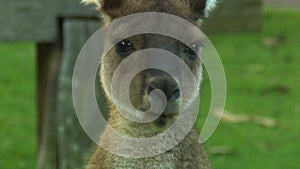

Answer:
[198,9,300,169]
[0,43,36,169]
[0,9,300,169]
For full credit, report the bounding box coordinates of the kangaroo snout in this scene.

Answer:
[145,70,181,119]
[147,76,180,102]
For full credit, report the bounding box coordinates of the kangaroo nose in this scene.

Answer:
[147,80,180,102]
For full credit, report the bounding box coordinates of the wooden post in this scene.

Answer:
[36,42,62,169]
[56,19,101,169]
[37,18,109,169]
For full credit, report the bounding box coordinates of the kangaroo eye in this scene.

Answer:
[183,43,203,59]
[115,39,135,57]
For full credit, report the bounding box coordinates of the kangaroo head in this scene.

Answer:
[83,0,216,131]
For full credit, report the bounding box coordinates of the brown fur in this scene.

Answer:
[85,0,216,168]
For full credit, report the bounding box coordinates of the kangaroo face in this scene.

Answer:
[101,33,204,129]
[84,0,216,130]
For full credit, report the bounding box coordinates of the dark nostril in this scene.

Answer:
[167,88,180,101]
[147,81,180,101]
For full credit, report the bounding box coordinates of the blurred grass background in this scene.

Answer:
[0,43,36,168]
[198,9,300,169]
[0,9,299,169]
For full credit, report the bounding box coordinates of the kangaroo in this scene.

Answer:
[83,0,217,168]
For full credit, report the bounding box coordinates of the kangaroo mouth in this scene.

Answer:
[145,96,180,128]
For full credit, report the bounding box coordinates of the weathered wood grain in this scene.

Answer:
[55,19,106,169]
[0,0,98,42]
[36,42,62,169]
[0,0,262,42]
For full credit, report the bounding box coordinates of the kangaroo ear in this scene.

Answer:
[190,0,217,18]
[82,0,122,11]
